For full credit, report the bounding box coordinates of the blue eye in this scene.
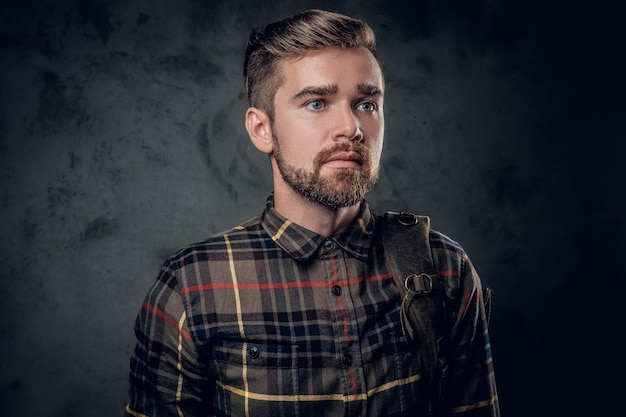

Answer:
[306,100,324,110]
[358,102,376,113]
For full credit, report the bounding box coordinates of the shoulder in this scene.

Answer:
[429,229,467,260]
[429,228,471,278]
[376,210,468,263]
[377,209,470,276]
[165,215,268,267]
[153,215,273,300]
[155,217,273,287]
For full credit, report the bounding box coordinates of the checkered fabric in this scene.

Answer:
[126,196,499,417]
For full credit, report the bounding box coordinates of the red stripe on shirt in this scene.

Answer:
[181,272,394,294]
[438,269,461,277]
[142,301,192,341]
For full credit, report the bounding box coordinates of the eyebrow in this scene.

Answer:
[356,83,383,98]
[290,83,383,103]
[291,84,338,102]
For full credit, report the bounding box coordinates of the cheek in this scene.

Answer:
[371,143,383,170]
[276,137,317,167]
[364,114,384,136]
[366,121,384,163]
[273,125,309,160]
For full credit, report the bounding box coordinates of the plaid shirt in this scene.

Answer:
[126,197,499,417]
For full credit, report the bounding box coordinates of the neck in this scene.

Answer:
[273,187,361,237]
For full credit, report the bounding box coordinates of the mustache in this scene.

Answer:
[313,142,371,166]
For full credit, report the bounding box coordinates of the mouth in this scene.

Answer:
[323,152,363,168]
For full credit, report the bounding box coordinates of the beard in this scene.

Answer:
[272,135,379,210]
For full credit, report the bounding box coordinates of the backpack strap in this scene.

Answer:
[382,211,448,415]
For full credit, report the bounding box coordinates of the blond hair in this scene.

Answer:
[243,9,379,120]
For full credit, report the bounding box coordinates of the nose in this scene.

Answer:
[334,105,363,142]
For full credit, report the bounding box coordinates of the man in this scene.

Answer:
[126,9,499,417]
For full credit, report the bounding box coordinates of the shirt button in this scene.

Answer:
[324,240,334,251]
[249,346,260,359]
[331,285,342,296]
[342,353,353,366]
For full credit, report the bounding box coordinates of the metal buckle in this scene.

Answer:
[404,273,433,294]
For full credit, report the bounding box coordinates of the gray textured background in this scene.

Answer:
[1,0,624,416]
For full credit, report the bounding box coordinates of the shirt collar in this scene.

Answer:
[260,195,376,262]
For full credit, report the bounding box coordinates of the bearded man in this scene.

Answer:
[126,9,499,417]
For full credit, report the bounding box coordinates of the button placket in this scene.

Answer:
[320,237,359,375]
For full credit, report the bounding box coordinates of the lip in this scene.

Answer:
[324,152,363,168]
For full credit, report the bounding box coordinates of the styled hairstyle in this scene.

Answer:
[243,9,379,120]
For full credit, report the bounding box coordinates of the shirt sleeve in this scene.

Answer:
[442,252,500,416]
[126,259,213,417]
[430,232,500,417]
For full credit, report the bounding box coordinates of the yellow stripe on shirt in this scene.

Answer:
[215,372,421,403]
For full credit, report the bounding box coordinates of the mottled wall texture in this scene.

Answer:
[1,0,624,416]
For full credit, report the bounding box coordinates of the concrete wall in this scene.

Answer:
[1,0,624,416]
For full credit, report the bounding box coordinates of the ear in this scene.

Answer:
[245,107,273,154]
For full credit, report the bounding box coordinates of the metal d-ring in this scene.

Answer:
[397,212,418,226]
[404,273,433,294]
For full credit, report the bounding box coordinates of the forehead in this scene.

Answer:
[276,47,384,94]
